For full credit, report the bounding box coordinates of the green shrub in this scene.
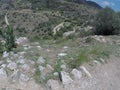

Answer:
[70,44,110,68]
[54,59,62,73]
[4,26,16,52]
[0,14,16,52]
[94,7,120,35]
[0,42,4,55]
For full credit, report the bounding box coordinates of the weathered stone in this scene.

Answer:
[17,59,25,64]
[79,66,92,78]
[47,79,63,90]
[46,64,54,71]
[60,64,66,70]
[21,64,30,71]
[63,46,68,49]
[63,30,75,37]
[0,68,7,78]
[10,69,20,82]
[37,46,42,50]
[57,53,67,57]
[16,37,29,45]
[18,51,26,56]
[53,72,59,76]
[3,51,9,58]
[91,35,106,43]
[38,65,45,71]
[7,62,17,70]
[99,58,105,64]
[23,45,31,50]
[1,64,6,68]
[37,56,45,64]
[93,60,101,65]
[19,73,29,82]
[60,71,73,85]
[71,69,82,80]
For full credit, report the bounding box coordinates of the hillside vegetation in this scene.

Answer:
[0,0,99,39]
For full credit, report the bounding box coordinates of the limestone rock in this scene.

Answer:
[3,51,9,58]
[47,79,63,90]
[60,64,66,70]
[16,37,29,45]
[17,59,25,64]
[10,69,20,82]
[38,65,45,71]
[79,66,92,78]
[71,69,82,80]
[7,62,17,70]
[0,68,7,78]
[58,53,67,57]
[21,64,30,71]
[60,71,73,85]
[53,72,59,76]
[37,56,45,64]
[46,64,54,71]
[63,30,75,37]
[19,73,29,82]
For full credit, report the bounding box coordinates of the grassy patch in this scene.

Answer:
[68,43,111,68]
[54,59,62,73]
[34,66,41,83]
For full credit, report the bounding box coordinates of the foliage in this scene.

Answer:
[94,7,120,35]
[34,66,41,83]
[54,59,62,73]
[4,26,16,52]
[0,41,4,55]
[70,44,110,68]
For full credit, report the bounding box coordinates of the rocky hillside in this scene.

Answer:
[0,35,120,90]
[0,0,100,39]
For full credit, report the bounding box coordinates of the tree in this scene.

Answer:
[94,7,120,35]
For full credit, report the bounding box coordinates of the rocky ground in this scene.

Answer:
[0,36,120,90]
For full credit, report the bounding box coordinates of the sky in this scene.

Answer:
[89,0,120,11]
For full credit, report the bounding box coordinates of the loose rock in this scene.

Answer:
[37,56,45,64]
[3,51,9,58]
[0,68,7,78]
[19,73,29,82]
[58,53,67,57]
[47,79,63,90]
[60,71,73,85]
[79,66,92,78]
[71,69,82,80]
[7,62,17,70]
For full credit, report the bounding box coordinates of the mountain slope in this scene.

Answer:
[68,0,102,9]
[0,0,100,39]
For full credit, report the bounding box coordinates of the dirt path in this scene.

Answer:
[77,56,120,90]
